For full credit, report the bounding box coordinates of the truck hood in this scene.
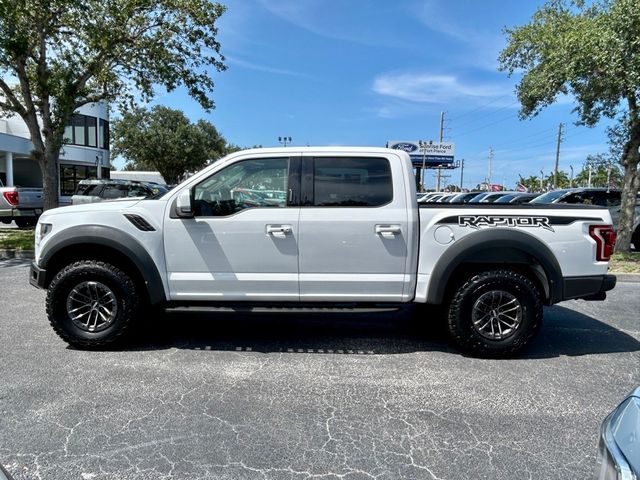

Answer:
[42,199,143,218]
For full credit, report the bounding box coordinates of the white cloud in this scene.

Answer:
[254,0,407,48]
[226,56,313,78]
[372,72,510,104]
[412,0,506,71]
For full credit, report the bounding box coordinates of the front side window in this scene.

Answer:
[312,157,393,207]
[193,158,289,217]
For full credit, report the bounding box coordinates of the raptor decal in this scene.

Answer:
[458,215,554,232]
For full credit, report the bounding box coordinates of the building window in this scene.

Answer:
[87,116,97,147]
[72,115,86,146]
[60,164,98,196]
[64,114,107,149]
[99,119,110,150]
[101,167,110,179]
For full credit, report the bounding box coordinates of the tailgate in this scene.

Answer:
[17,189,44,209]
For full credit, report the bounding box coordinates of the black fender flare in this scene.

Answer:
[39,225,166,305]
[426,229,563,305]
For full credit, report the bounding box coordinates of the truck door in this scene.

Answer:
[164,156,300,301]
[297,155,409,302]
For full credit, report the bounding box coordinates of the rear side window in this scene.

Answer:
[312,157,393,207]
[75,184,103,196]
[101,184,127,199]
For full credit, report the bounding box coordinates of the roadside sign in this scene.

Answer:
[388,140,455,166]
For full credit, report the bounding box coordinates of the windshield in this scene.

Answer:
[530,190,568,203]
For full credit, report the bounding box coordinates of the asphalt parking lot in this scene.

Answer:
[0,259,638,480]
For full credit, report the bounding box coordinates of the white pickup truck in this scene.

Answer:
[29,147,617,357]
[0,179,43,228]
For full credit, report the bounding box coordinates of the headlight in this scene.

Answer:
[595,387,640,480]
[39,223,52,238]
[35,222,52,248]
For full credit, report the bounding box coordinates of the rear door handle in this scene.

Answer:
[375,225,401,237]
[266,224,292,237]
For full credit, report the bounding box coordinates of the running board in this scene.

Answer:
[164,303,403,314]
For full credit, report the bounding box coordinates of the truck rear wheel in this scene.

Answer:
[14,217,36,228]
[446,270,543,358]
[46,260,139,349]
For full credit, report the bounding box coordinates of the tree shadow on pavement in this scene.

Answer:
[128,304,640,359]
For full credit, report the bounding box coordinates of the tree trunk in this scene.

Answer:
[39,148,60,211]
[614,124,640,252]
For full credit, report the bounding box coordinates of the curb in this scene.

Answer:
[0,249,34,260]
[611,272,640,283]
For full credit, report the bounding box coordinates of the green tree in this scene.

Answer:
[545,170,570,189]
[112,106,229,185]
[499,0,640,251]
[573,154,624,188]
[518,174,543,192]
[0,0,226,209]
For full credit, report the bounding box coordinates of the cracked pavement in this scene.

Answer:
[0,259,638,479]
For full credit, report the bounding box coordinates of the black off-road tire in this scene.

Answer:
[632,227,640,251]
[14,217,36,228]
[46,260,139,349]
[447,270,543,358]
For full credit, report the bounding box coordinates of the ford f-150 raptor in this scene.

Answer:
[29,147,617,357]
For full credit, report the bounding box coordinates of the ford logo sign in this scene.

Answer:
[390,142,418,152]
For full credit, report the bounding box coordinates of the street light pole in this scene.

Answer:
[539,169,544,192]
[418,140,428,192]
[459,159,464,191]
[278,136,292,147]
[569,165,574,187]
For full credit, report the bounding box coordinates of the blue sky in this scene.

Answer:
[124,0,613,190]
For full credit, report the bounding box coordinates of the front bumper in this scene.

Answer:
[563,274,617,301]
[29,262,47,289]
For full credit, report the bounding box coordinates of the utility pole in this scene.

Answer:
[487,147,494,191]
[588,163,593,187]
[540,169,544,192]
[459,159,464,191]
[436,112,444,191]
[553,123,563,188]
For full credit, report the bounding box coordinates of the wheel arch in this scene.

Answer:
[39,225,166,305]
[426,229,563,305]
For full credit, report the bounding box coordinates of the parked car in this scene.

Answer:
[448,192,482,203]
[31,147,616,358]
[495,192,541,204]
[0,179,43,228]
[594,386,640,480]
[71,179,168,205]
[531,188,640,248]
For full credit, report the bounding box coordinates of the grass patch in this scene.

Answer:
[0,229,35,251]
[610,252,640,274]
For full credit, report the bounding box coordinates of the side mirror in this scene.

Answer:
[176,189,194,218]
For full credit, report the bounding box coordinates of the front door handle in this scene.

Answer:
[266,224,292,237]
[375,225,401,238]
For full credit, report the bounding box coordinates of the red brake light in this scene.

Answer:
[2,190,18,206]
[589,225,616,261]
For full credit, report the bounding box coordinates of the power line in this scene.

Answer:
[450,94,515,123]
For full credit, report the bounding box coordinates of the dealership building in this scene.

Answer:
[0,102,110,202]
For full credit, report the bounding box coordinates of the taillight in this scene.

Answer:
[589,225,616,261]
[2,190,18,206]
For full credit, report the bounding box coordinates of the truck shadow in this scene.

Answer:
[131,304,640,359]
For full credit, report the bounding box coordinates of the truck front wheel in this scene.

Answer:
[447,270,543,358]
[46,260,139,349]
